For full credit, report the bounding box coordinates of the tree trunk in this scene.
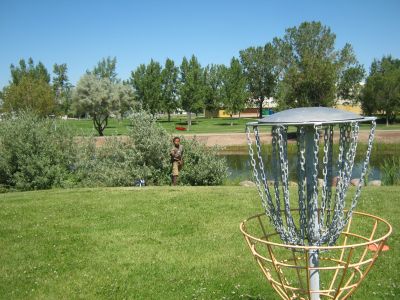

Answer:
[386,113,389,126]
[168,111,171,122]
[188,111,192,131]
[259,99,263,118]
[230,114,233,126]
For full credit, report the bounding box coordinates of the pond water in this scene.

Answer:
[220,145,399,183]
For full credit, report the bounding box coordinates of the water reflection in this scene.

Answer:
[221,149,393,182]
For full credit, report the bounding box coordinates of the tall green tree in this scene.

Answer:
[10,58,50,85]
[131,59,163,116]
[203,64,224,112]
[360,56,400,125]
[239,43,279,118]
[221,58,248,125]
[273,21,364,108]
[2,58,54,116]
[73,74,134,136]
[161,58,179,121]
[90,56,118,83]
[179,55,205,130]
[53,63,73,115]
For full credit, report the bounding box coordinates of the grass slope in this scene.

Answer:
[0,187,398,299]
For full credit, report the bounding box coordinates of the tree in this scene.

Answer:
[273,21,364,108]
[161,58,179,121]
[2,58,54,116]
[90,56,118,83]
[10,58,50,85]
[73,74,134,136]
[53,63,73,115]
[221,58,248,125]
[179,55,205,130]
[203,64,224,112]
[130,60,163,116]
[2,75,55,116]
[360,56,400,125]
[239,43,279,118]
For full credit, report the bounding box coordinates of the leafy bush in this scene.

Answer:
[71,136,143,187]
[128,111,171,185]
[128,111,228,186]
[179,139,227,185]
[381,157,400,185]
[0,112,75,190]
[0,111,227,191]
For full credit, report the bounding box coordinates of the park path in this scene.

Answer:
[93,130,400,148]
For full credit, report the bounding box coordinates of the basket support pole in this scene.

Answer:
[305,127,320,300]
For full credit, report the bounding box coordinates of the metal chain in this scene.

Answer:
[254,126,277,216]
[308,125,321,245]
[277,125,299,244]
[320,126,330,230]
[344,120,376,223]
[297,126,307,242]
[245,126,269,213]
[325,125,334,225]
[325,123,360,245]
[246,125,288,242]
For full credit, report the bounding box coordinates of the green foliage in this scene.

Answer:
[203,64,224,111]
[381,157,400,185]
[221,57,248,123]
[128,111,227,185]
[2,58,54,116]
[179,139,227,185]
[71,137,142,187]
[9,57,51,85]
[179,55,206,129]
[73,74,134,136]
[130,60,163,115]
[360,56,400,124]
[128,111,172,185]
[2,75,55,116]
[239,43,279,117]
[273,21,364,109]
[53,63,73,115]
[0,112,75,190]
[89,56,118,83]
[161,58,179,121]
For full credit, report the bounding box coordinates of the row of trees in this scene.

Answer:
[1,21,399,135]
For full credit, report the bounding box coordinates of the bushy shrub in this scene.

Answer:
[127,111,228,186]
[179,139,227,185]
[128,111,171,185]
[71,136,143,187]
[0,110,227,190]
[0,112,75,190]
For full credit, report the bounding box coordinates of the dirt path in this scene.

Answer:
[93,130,400,148]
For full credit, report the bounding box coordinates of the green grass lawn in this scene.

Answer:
[61,117,400,136]
[61,116,256,136]
[0,186,398,299]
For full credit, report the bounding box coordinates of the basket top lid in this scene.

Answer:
[255,107,375,125]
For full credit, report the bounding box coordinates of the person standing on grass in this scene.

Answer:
[170,137,184,186]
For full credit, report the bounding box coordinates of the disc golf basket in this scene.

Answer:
[242,107,392,300]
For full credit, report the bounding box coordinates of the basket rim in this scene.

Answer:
[240,210,392,250]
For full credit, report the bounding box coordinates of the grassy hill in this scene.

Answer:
[0,186,398,299]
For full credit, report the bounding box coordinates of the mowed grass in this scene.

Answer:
[61,117,400,137]
[60,116,257,136]
[0,186,398,299]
